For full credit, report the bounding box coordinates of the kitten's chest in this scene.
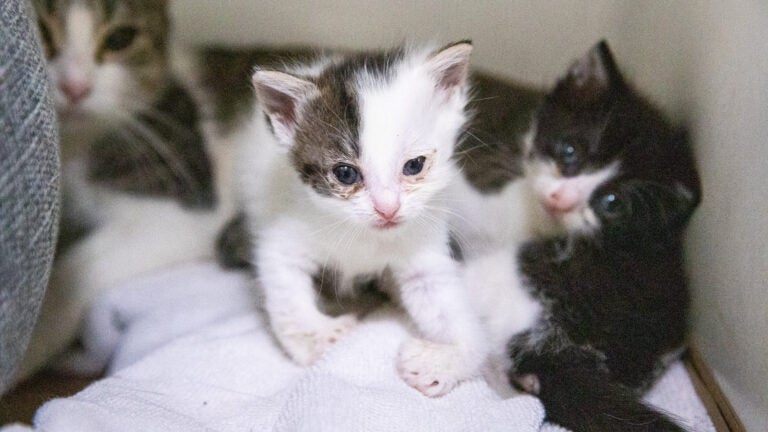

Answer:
[313,232,397,278]
[307,224,428,291]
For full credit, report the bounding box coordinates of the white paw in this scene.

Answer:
[396,338,474,397]
[274,314,357,366]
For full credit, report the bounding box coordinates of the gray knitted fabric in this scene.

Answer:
[0,0,60,394]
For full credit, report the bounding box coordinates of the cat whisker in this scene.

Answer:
[315,215,358,302]
[469,95,501,103]
[130,102,200,142]
[113,127,178,191]
[107,108,182,190]
[462,129,493,151]
[119,114,205,197]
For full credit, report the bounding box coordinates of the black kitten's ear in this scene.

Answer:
[670,128,702,212]
[556,40,623,103]
[252,70,319,145]
[426,41,473,95]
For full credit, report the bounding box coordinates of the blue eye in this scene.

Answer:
[599,193,622,216]
[555,141,578,165]
[332,164,360,185]
[403,156,426,176]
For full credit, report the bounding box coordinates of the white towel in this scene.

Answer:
[5,262,715,432]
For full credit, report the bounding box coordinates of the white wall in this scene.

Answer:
[172,2,768,429]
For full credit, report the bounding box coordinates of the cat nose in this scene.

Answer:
[374,203,400,220]
[373,198,401,221]
[60,79,92,105]
[545,186,580,213]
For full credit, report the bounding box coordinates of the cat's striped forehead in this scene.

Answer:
[34,0,170,63]
[35,0,168,25]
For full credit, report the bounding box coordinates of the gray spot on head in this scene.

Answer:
[288,47,408,198]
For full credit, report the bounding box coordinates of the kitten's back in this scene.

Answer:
[190,46,327,134]
[458,73,543,192]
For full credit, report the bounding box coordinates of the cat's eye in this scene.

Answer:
[598,193,622,217]
[103,26,138,52]
[333,164,361,185]
[403,156,426,176]
[554,140,578,165]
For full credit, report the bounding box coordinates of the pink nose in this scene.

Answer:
[374,202,400,221]
[544,185,580,213]
[61,80,92,105]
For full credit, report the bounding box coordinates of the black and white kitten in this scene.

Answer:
[233,42,489,397]
[460,42,700,431]
[21,0,229,382]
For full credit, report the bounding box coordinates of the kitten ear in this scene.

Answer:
[670,129,702,211]
[252,70,319,144]
[426,41,473,93]
[557,40,622,102]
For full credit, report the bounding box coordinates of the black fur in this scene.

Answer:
[458,72,543,192]
[505,41,700,432]
[510,235,690,431]
[516,347,683,431]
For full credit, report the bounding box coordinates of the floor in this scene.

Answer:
[0,371,96,426]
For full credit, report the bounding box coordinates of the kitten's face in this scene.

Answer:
[527,42,700,242]
[254,43,472,232]
[34,0,170,121]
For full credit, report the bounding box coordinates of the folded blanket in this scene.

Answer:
[4,263,715,432]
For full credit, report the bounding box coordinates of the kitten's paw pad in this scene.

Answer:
[276,314,357,366]
[396,338,470,397]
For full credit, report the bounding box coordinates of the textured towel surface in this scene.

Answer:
[6,263,715,432]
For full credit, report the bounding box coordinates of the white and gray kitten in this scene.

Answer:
[231,42,488,397]
[20,0,232,382]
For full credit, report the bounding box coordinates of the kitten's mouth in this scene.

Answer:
[58,106,91,122]
[374,220,401,230]
[541,201,571,219]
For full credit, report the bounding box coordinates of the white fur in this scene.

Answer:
[448,116,623,395]
[527,159,620,233]
[448,174,556,259]
[462,248,543,396]
[464,249,541,352]
[240,46,487,397]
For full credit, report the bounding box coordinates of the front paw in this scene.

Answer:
[396,338,475,397]
[274,314,357,366]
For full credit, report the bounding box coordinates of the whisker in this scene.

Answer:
[120,115,204,196]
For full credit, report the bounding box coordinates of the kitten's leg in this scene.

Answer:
[14,257,89,383]
[258,224,357,366]
[392,251,487,397]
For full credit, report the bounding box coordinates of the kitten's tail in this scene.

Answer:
[523,365,686,432]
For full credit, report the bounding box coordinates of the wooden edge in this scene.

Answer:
[683,344,747,432]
